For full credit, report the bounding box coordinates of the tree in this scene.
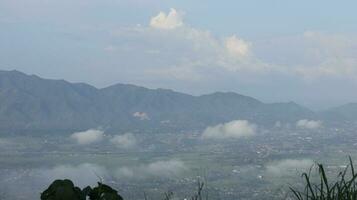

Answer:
[41,179,123,200]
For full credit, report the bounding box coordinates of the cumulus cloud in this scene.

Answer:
[108,9,272,85]
[266,159,314,177]
[70,129,104,145]
[296,119,323,129]
[116,159,187,179]
[110,133,137,149]
[108,20,357,108]
[2,2,357,108]
[150,8,184,30]
[225,35,251,58]
[133,112,150,120]
[202,120,256,139]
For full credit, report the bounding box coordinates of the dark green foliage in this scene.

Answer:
[40,179,85,200]
[160,180,207,200]
[41,180,122,200]
[290,156,357,200]
[162,191,174,200]
[190,180,205,200]
[86,182,123,200]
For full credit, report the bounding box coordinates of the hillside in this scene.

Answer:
[320,103,357,123]
[0,70,316,132]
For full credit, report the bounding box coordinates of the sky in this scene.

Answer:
[1,0,357,109]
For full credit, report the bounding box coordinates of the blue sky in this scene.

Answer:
[1,0,357,109]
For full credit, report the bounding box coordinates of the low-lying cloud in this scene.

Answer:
[70,129,104,145]
[0,138,12,147]
[116,159,188,179]
[3,159,187,195]
[296,119,323,129]
[38,163,108,188]
[133,112,150,120]
[110,133,137,149]
[2,160,188,200]
[38,159,188,183]
[202,120,256,139]
[266,159,314,177]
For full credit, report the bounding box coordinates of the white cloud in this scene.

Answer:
[115,167,135,178]
[2,2,357,108]
[110,133,137,149]
[146,159,187,177]
[109,12,270,84]
[255,31,357,80]
[133,112,150,120]
[150,8,184,30]
[202,120,256,139]
[296,119,323,129]
[0,163,110,200]
[37,163,109,188]
[6,159,186,196]
[152,28,264,72]
[0,138,12,147]
[107,16,357,102]
[266,159,314,177]
[274,121,282,128]
[115,159,187,179]
[295,57,357,79]
[225,35,251,58]
[70,129,104,145]
[104,45,117,52]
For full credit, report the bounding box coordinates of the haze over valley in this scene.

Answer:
[1,1,357,199]
[1,71,357,199]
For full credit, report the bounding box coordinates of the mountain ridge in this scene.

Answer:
[0,70,352,133]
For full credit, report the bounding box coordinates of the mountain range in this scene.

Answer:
[0,70,355,133]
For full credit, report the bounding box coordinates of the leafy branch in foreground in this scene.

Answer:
[290,156,357,200]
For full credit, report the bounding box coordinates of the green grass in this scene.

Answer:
[290,156,357,200]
